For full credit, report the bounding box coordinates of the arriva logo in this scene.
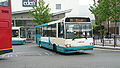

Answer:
[22,0,37,7]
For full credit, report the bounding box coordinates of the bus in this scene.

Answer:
[12,27,26,45]
[35,17,94,53]
[0,0,12,55]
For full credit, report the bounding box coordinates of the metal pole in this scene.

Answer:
[108,20,109,38]
[102,35,104,46]
[114,0,117,47]
[14,20,16,27]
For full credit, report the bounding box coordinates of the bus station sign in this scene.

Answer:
[22,0,37,7]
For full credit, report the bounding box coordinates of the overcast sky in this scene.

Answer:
[79,0,94,5]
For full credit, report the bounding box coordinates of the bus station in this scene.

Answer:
[1,0,120,68]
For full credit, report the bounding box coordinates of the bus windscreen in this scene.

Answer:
[12,30,19,37]
[0,0,9,7]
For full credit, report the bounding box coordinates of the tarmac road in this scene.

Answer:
[0,43,120,68]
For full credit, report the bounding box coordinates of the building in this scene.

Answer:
[11,0,95,41]
[102,21,120,35]
[12,0,94,19]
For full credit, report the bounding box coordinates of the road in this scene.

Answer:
[0,43,120,68]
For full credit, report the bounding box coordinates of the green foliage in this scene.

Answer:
[90,0,120,35]
[29,0,52,25]
[89,0,120,24]
[93,24,107,35]
[109,0,120,22]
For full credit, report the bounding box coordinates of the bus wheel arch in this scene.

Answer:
[53,44,57,52]
[22,40,26,45]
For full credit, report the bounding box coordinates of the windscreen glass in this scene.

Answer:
[66,23,92,39]
[0,0,9,7]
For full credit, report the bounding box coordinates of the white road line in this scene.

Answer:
[1,53,18,58]
[48,52,55,55]
[38,53,41,56]
[44,52,50,55]
[2,54,6,58]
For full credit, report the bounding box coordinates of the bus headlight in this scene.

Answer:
[90,43,93,45]
[64,44,71,47]
[78,41,84,43]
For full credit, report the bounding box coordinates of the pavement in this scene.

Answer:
[94,45,120,50]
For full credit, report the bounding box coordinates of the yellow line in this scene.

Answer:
[0,48,12,51]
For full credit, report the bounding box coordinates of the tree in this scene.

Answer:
[90,0,120,35]
[92,24,106,35]
[109,0,120,22]
[89,0,111,24]
[90,0,120,24]
[29,0,52,25]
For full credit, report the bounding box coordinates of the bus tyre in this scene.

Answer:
[23,40,26,45]
[53,44,57,52]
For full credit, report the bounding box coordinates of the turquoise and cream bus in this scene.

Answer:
[12,27,26,45]
[35,17,94,53]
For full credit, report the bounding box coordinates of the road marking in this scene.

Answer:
[1,53,18,58]
[48,52,55,55]
[38,53,41,56]
[44,52,50,55]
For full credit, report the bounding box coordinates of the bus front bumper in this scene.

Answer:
[57,45,94,53]
[12,40,25,44]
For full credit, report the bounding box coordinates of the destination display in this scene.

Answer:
[65,17,90,22]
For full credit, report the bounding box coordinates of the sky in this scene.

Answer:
[79,0,94,5]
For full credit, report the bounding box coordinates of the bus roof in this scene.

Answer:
[12,27,24,30]
[35,16,90,28]
[35,20,62,28]
[12,27,20,30]
[65,16,90,19]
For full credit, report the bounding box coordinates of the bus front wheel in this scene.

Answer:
[53,44,57,52]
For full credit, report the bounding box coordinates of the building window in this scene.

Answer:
[56,4,61,10]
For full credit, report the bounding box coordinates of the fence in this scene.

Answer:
[93,35,120,47]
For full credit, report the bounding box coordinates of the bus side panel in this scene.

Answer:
[50,38,65,46]
[0,21,12,54]
[0,7,11,20]
[37,36,93,53]
[0,0,12,54]
[40,37,53,49]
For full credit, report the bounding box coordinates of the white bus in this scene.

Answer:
[35,17,93,53]
[12,27,26,44]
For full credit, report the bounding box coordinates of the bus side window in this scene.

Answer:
[50,24,56,37]
[43,26,47,37]
[58,22,64,38]
[47,25,52,37]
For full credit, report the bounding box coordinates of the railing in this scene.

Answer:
[93,35,120,47]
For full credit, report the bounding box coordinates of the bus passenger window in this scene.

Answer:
[51,24,56,37]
